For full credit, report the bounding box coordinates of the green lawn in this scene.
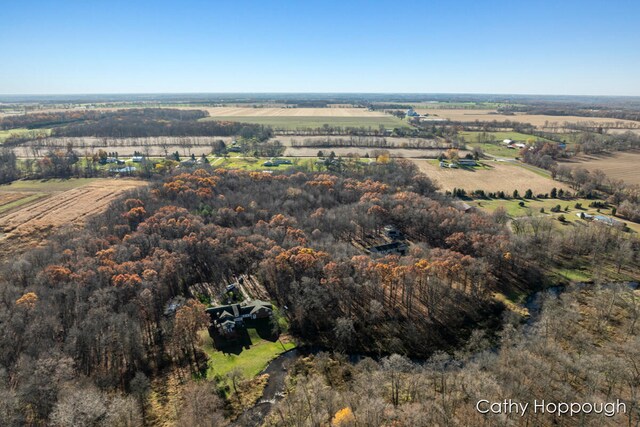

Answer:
[213,155,314,171]
[460,131,554,143]
[475,197,601,216]
[0,178,99,192]
[468,142,520,158]
[460,131,556,159]
[199,329,295,381]
[201,115,411,130]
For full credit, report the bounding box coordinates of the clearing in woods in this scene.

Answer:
[0,178,147,255]
[412,159,570,194]
[560,151,640,185]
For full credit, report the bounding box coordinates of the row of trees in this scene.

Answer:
[289,136,449,149]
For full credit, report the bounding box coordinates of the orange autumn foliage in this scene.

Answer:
[16,292,38,309]
[44,265,72,283]
[331,407,355,426]
[112,273,142,288]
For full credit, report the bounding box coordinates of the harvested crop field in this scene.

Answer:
[201,115,409,130]
[415,109,640,130]
[199,107,410,130]
[412,160,570,193]
[201,107,388,117]
[0,178,147,255]
[560,151,640,185]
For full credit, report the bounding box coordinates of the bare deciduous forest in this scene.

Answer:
[0,156,637,426]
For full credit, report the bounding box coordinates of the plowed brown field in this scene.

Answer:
[560,151,640,185]
[0,179,146,255]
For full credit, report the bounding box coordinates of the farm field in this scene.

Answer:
[411,102,508,109]
[0,193,48,215]
[412,159,570,193]
[415,108,640,129]
[560,151,640,185]
[200,107,388,117]
[201,115,410,130]
[0,178,147,255]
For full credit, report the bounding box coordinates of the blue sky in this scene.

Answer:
[0,0,638,95]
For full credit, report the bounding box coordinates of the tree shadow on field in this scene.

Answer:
[210,327,251,355]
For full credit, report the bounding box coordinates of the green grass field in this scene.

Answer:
[460,131,556,159]
[474,197,602,216]
[460,131,555,143]
[211,155,315,171]
[199,329,295,381]
[473,197,640,234]
[201,115,411,130]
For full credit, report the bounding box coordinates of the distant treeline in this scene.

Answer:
[0,111,92,130]
[0,108,207,130]
[54,118,272,140]
[289,136,448,149]
[367,103,414,110]
[16,108,272,140]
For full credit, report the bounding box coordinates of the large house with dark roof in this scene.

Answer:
[206,300,273,338]
[368,241,408,256]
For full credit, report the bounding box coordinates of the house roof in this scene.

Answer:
[594,215,622,226]
[250,302,271,314]
[219,310,233,319]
